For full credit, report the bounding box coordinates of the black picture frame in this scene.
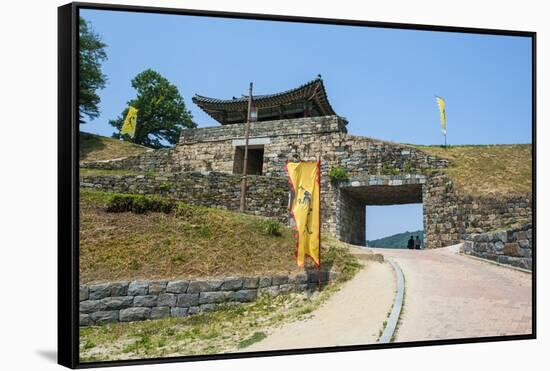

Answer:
[58,2,537,368]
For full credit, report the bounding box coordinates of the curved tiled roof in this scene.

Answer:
[192,76,337,125]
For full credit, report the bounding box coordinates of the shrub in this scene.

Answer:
[106,194,174,214]
[403,161,413,173]
[259,219,282,236]
[328,166,349,181]
[380,163,400,176]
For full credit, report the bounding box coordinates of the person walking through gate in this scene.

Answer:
[415,235,422,250]
[407,236,414,250]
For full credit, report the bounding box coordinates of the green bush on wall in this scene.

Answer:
[328,166,349,181]
[258,219,282,236]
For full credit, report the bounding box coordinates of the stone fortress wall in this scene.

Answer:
[81,172,290,222]
[81,115,532,265]
[462,223,533,270]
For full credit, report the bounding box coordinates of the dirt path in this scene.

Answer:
[245,261,396,351]
[372,247,532,342]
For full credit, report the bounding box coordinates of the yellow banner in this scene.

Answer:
[435,96,446,134]
[121,106,138,138]
[286,161,321,267]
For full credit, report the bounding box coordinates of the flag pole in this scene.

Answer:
[240,82,253,212]
[317,155,321,290]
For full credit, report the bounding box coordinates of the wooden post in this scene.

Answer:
[240,82,253,212]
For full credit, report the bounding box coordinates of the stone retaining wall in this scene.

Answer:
[423,174,532,249]
[463,223,533,270]
[80,172,290,223]
[80,272,338,326]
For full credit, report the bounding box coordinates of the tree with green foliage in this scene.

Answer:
[110,69,196,148]
[79,17,108,123]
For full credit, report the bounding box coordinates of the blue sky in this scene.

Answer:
[366,204,423,241]
[80,9,532,240]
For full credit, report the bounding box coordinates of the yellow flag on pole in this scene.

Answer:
[121,106,138,138]
[435,96,446,135]
[286,161,321,267]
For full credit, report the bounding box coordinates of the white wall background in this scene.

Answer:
[0,0,546,370]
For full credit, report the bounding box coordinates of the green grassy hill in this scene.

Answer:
[80,190,357,284]
[367,230,424,249]
[415,144,532,197]
[80,131,150,162]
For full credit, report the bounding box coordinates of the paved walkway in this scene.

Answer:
[245,261,396,351]
[372,247,533,342]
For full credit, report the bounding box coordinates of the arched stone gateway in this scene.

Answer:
[334,175,426,246]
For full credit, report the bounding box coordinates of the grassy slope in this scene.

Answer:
[80,190,301,283]
[80,131,150,162]
[415,144,532,197]
[80,191,359,283]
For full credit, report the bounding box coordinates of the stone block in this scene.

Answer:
[101,296,133,310]
[90,310,119,325]
[151,307,170,319]
[119,307,151,322]
[484,254,498,262]
[109,282,129,297]
[148,280,168,295]
[474,243,487,253]
[176,293,199,307]
[80,314,92,326]
[133,295,158,307]
[158,293,177,307]
[272,275,289,285]
[79,285,89,301]
[235,289,258,302]
[518,239,530,249]
[187,280,223,293]
[166,280,189,294]
[516,231,529,240]
[80,300,104,314]
[503,243,521,257]
[128,281,149,296]
[88,283,112,300]
[289,273,308,284]
[258,277,272,288]
[519,248,532,258]
[242,277,259,289]
[221,277,243,290]
[473,234,488,242]
[495,231,507,243]
[170,307,189,318]
[199,291,230,304]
